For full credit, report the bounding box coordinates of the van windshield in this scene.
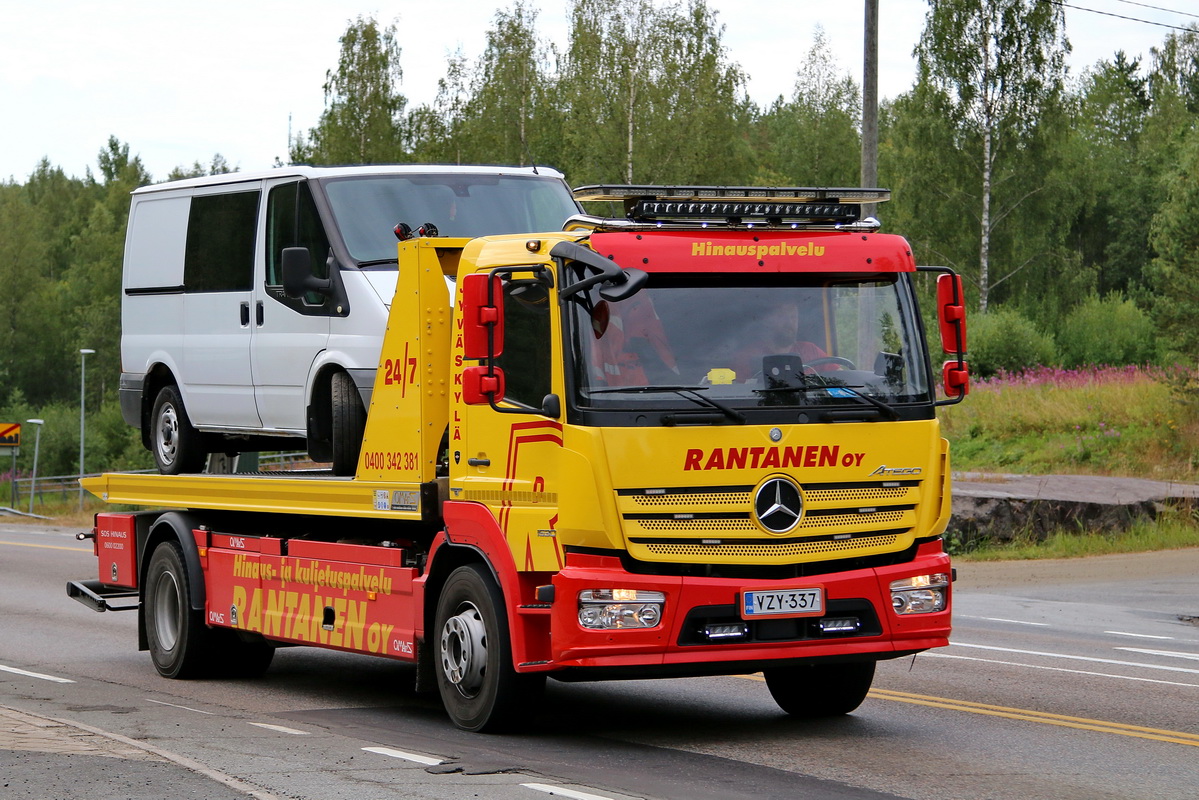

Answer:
[321,174,580,264]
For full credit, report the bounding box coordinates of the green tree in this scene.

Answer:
[558,0,748,185]
[915,0,1069,311]
[459,2,559,167]
[1148,125,1199,359]
[295,16,407,164]
[1064,54,1153,298]
[759,25,860,185]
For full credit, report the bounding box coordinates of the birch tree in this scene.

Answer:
[916,0,1068,311]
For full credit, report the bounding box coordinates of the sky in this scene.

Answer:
[2,0,1196,183]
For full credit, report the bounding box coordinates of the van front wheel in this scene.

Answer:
[151,385,206,474]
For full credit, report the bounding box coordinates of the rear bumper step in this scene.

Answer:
[67,580,139,612]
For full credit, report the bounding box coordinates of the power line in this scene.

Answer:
[1112,0,1199,23]
[1043,0,1197,32]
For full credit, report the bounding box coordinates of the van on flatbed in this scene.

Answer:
[120,164,579,475]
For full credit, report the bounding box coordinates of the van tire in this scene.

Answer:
[151,385,206,475]
[331,371,365,476]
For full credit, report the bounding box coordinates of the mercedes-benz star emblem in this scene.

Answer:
[754,477,804,534]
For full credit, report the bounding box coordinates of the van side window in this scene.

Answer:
[184,191,260,292]
[266,181,330,289]
[495,282,551,409]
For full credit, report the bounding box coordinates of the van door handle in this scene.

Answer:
[256,301,264,327]
[240,302,250,326]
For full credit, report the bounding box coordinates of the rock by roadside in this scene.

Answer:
[950,472,1199,547]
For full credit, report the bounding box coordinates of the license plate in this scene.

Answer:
[741,587,824,619]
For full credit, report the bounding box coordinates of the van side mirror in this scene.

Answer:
[282,247,332,299]
[461,273,505,359]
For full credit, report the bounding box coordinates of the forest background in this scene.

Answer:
[4,0,1199,483]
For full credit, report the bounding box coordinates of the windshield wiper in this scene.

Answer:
[588,385,746,424]
[356,258,398,268]
[754,383,899,421]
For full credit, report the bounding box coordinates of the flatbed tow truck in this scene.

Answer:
[69,185,968,731]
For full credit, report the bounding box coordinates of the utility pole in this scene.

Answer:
[861,0,879,220]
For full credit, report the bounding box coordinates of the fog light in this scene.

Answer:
[578,589,665,629]
[819,617,861,633]
[890,573,949,615]
[704,623,747,640]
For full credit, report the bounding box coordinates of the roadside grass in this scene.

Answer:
[953,511,1199,561]
[941,364,1199,559]
[939,365,1199,480]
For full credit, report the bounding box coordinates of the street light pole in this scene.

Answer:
[79,348,95,510]
[27,418,43,515]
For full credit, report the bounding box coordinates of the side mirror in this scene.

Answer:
[936,273,967,354]
[282,247,332,299]
[462,365,506,405]
[461,273,505,360]
[943,360,970,398]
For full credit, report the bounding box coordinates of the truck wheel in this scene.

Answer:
[763,661,875,717]
[330,371,365,476]
[144,541,211,678]
[151,385,206,474]
[434,565,545,732]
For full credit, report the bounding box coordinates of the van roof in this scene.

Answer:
[132,164,565,195]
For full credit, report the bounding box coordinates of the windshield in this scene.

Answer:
[321,174,580,263]
[569,273,933,419]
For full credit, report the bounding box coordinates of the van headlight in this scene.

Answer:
[890,573,949,615]
[578,589,665,629]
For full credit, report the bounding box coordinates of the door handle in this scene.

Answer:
[256,301,264,327]
[240,302,250,326]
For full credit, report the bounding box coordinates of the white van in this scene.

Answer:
[120,165,580,475]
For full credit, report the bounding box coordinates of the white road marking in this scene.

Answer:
[1115,647,1199,662]
[0,664,74,683]
[145,699,215,714]
[950,642,1199,675]
[248,722,309,735]
[522,783,618,800]
[925,652,1199,688]
[978,617,1050,626]
[362,746,444,765]
[1105,631,1175,640]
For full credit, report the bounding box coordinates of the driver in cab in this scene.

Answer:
[730,301,830,381]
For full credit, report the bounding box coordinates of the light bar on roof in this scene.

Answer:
[572,185,891,205]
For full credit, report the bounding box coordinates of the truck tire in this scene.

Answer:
[151,385,206,474]
[763,661,875,717]
[331,371,365,476]
[434,565,545,732]
[144,541,211,678]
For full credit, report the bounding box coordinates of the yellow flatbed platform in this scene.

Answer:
[82,472,427,520]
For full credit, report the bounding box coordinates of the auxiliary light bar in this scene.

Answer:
[572,185,891,204]
[571,185,890,228]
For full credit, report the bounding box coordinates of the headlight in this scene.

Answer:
[578,589,665,629]
[890,573,949,615]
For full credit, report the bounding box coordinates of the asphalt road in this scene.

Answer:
[2,520,1196,800]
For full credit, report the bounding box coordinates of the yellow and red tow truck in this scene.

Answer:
[69,185,968,731]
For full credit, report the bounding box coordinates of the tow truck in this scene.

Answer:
[69,185,968,731]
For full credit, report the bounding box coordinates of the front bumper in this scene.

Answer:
[546,540,951,676]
